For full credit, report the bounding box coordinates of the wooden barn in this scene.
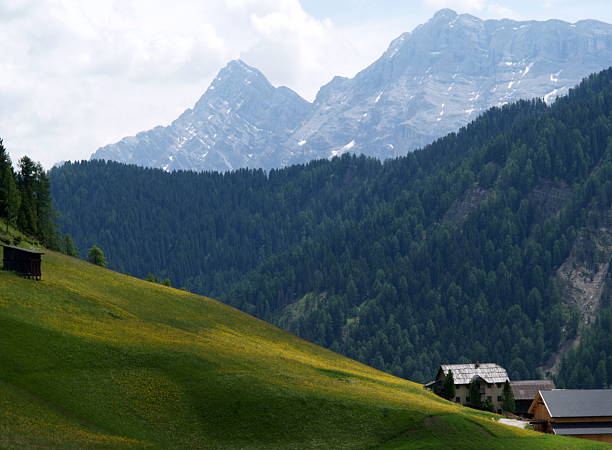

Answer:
[510,379,555,417]
[529,389,612,443]
[2,245,44,280]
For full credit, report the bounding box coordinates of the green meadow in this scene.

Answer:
[0,243,599,448]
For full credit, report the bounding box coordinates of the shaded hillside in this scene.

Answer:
[51,68,612,385]
[0,246,588,449]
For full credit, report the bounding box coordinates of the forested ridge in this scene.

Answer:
[51,68,612,386]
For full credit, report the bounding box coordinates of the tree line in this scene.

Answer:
[50,68,612,387]
[0,140,55,246]
[0,140,111,270]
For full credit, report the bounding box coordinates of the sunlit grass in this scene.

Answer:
[0,248,597,448]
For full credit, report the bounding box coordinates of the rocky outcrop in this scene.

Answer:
[443,185,493,225]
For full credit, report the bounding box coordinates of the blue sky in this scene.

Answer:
[1,0,610,168]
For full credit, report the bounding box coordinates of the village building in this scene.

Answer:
[426,363,509,412]
[2,245,44,280]
[528,389,612,443]
[510,379,556,417]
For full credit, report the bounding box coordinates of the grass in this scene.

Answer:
[0,242,602,448]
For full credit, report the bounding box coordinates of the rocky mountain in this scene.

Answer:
[91,9,612,171]
[93,60,312,172]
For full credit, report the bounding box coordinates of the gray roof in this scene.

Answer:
[439,363,509,385]
[552,422,612,436]
[510,380,555,400]
[1,244,44,255]
[541,389,612,418]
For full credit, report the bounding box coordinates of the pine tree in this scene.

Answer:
[502,380,515,413]
[16,156,37,235]
[32,163,55,245]
[469,380,482,409]
[0,138,11,217]
[1,164,20,233]
[442,370,456,400]
[87,245,108,267]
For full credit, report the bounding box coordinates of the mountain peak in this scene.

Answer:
[225,59,256,72]
[202,59,273,103]
[216,59,265,82]
[432,8,458,21]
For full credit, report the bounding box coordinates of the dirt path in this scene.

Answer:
[499,418,528,429]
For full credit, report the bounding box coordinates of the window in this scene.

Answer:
[455,397,460,403]
[487,396,492,402]
[497,396,502,402]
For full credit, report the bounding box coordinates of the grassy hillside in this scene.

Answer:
[0,248,598,449]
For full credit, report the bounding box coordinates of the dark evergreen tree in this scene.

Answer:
[468,380,482,409]
[442,370,456,400]
[32,162,56,246]
[0,139,12,217]
[16,156,38,235]
[1,163,20,233]
[502,380,515,413]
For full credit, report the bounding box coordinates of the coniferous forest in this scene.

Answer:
[51,69,612,387]
[0,141,56,247]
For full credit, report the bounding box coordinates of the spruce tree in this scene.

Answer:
[469,380,482,409]
[502,380,515,413]
[16,156,37,235]
[32,163,55,245]
[442,370,456,400]
[0,138,10,217]
[1,164,20,233]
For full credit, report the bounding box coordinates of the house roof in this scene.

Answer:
[540,389,612,418]
[2,244,44,255]
[510,380,555,400]
[552,422,612,436]
[439,363,509,385]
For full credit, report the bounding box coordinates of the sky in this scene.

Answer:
[2,0,611,168]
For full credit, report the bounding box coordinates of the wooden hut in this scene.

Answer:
[528,389,612,443]
[2,245,44,280]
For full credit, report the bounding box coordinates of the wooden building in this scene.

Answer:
[510,379,555,417]
[528,389,612,443]
[426,363,509,412]
[2,245,44,280]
